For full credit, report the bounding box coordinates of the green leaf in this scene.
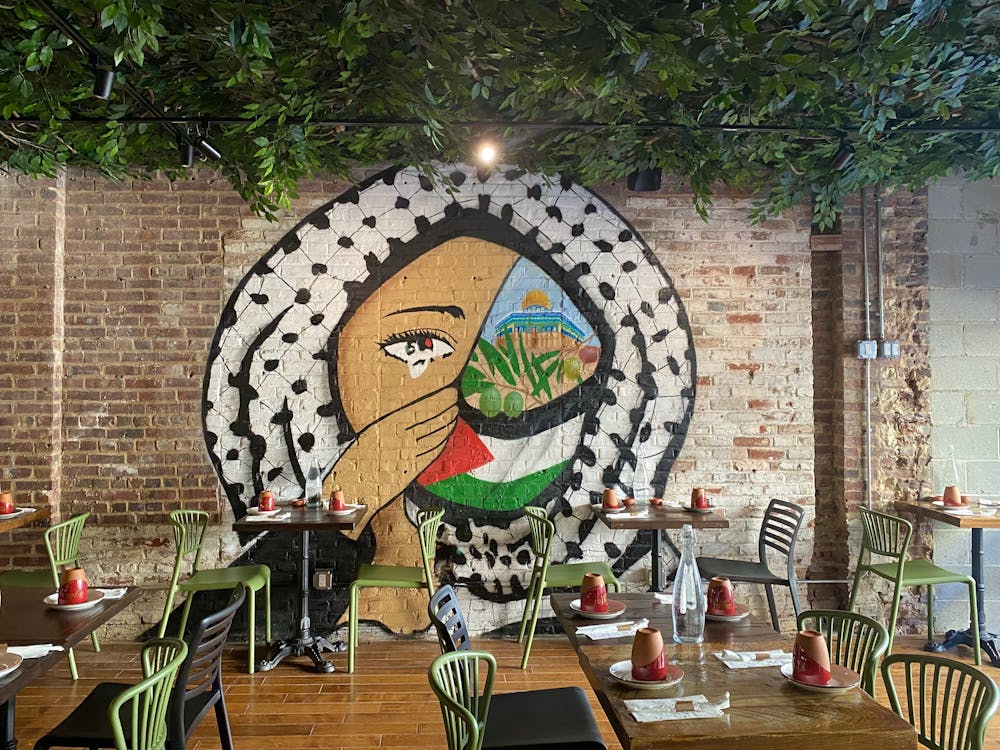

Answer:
[477,340,516,386]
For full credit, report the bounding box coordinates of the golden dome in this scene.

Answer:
[521,289,551,309]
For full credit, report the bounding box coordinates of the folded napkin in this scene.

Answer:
[95,588,127,600]
[715,649,791,669]
[944,508,995,516]
[243,512,291,522]
[577,619,650,640]
[653,592,672,605]
[7,644,65,659]
[625,693,730,722]
[624,510,649,519]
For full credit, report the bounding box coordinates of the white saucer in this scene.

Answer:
[0,653,23,679]
[780,663,861,694]
[570,599,627,620]
[682,505,712,514]
[328,503,364,516]
[609,659,684,690]
[44,589,106,611]
[593,504,628,514]
[248,507,281,516]
[706,603,751,622]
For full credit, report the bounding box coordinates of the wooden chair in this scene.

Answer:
[428,647,606,750]
[428,584,607,750]
[881,653,999,750]
[158,509,271,674]
[796,608,889,696]
[696,498,805,632]
[35,586,244,750]
[348,507,444,672]
[0,512,100,680]
[848,507,981,664]
[517,505,620,668]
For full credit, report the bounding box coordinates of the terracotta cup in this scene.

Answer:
[943,486,962,507]
[330,489,346,512]
[631,627,668,681]
[792,630,832,686]
[580,572,609,613]
[622,497,636,509]
[58,566,89,606]
[0,493,14,515]
[649,497,663,507]
[602,488,620,509]
[258,490,276,512]
[706,576,737,615]
[691,487,708,509]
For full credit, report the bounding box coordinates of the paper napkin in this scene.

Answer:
[625,693,730,722]
[243,513,291,522]
[715,649,791,669]
[653,592,672,605]
[8,644,65,659]
[95,588,128,600]
[577,619,650,640]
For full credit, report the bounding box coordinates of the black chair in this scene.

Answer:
[35,584,246,750]
[696,498,805,632]
[427,585,607,750]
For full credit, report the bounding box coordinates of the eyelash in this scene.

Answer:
[378,328,456,348]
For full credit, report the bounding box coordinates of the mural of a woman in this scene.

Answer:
[204,165,696,636]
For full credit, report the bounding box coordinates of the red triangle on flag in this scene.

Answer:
[417,417,494,486]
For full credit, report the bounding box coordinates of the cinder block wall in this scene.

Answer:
[928,175,1000,629]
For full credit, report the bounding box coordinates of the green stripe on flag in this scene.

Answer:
[423,460,570,511]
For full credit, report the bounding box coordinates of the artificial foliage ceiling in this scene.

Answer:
[1,0,998,226]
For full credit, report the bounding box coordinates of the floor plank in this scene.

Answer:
[11,635,999,750]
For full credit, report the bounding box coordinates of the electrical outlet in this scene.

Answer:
[879,340,901,359]
[856,340,877,360]
[312,569,333,590]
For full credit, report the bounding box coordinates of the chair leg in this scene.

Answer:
[926,584,935,642]
[348,582,359,673]
[66,647,79,681]
[787,580,801,620]
[90,631,101,653]
[213,680,235,750]
[517,572,539,644]
[966,580,982,666]
[847,564,865,613]
[765,584,780,632]
[885,579,904,655]
[178,592,196,638]
[520,579,546,670]
[264,575,272,643]
[247,590,256,675]
[157,585,178,638]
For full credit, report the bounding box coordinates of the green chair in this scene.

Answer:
[881,653,999,750]
[517,505,621,669]
[0,512,99,680]
[428,649,496,750]
[157,509,271,675]
[348,507,444,673]
[848,507,981,665]
[109,637,188,750]
[796,608,889,696]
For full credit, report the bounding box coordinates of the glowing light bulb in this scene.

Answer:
[477,142,497,164]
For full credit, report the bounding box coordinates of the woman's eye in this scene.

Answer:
[380,332,455,378]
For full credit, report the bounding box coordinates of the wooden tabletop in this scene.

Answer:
[0,586,141,706]
[551,593,916,750]
[595,505,729,530]
[0,506,50,535]
[893,499,1000,529]
[232,504,366,533]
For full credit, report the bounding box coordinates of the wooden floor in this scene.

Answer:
[12,635,1000,750]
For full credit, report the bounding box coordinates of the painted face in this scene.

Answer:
[336,237,519,432]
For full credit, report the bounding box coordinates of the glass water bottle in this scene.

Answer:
[671,524,706,644]
[305,457,322,507]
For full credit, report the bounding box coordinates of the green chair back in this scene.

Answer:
[168,510,210,575]
[417,508,446,594]
[797,608,889,696]
[109,637,187,750]
[881,653,999,750]
[522,505,554,578]
[44,512,91,586]
[428,650,496,750]
[859,507,912,562]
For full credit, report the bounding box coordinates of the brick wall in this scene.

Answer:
[2,166,935,640]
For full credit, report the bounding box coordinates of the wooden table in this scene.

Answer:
[551,593,917,750]
[0,586,141,750]
[233,505,365,672]
[0,508,49,535]
[894,498,1000,667]
[594,506,729,591]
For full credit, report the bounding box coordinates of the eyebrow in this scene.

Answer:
[384,305,465,319]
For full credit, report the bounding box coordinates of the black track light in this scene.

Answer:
[195,137,222,160]
[626,166,662,192]
[831,142,855,171]
[92,68,114,100]
[179,140,195,168]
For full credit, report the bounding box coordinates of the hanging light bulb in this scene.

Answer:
[476,140,498,165]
